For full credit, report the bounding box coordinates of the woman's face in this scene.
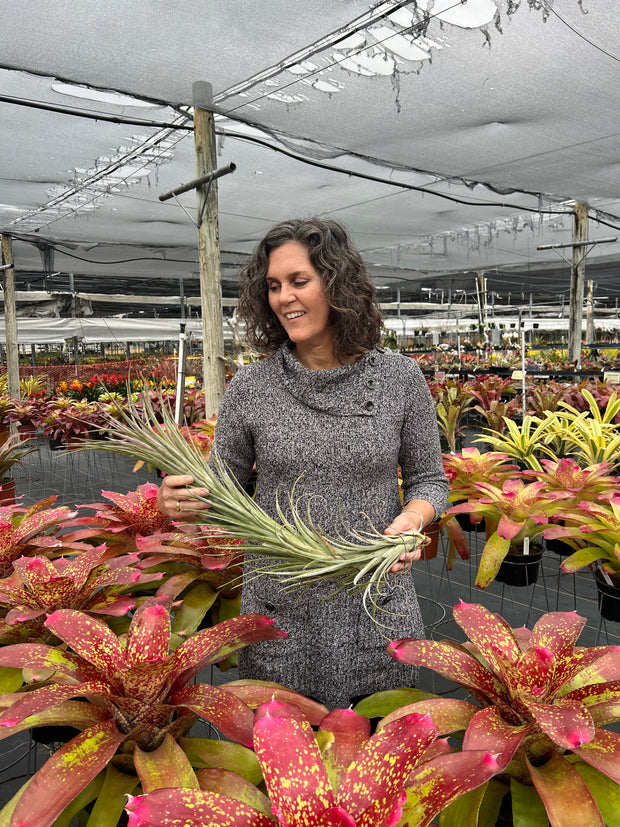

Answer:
[266,241,332,352]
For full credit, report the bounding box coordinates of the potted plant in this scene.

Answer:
[386,600,620,826]
[446,475,572,589]
[0,430,35,504]
[429,380,474,453]
[124,697,501,827]
[552,494,620,622]
[0,604,323,827]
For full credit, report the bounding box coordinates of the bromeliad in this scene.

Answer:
[0,604,299,827]
[387,601,620,827]
[123,698,500,827]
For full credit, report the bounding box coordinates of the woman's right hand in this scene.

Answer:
[156,474,211,519]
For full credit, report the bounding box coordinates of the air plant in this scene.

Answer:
[84,395,427,615]
[124,698,501,827]
[387,601,620,827]
[0,603,314,827]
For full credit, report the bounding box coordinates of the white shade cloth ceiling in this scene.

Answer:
[0,0,619,311]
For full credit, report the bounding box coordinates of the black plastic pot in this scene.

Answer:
[594,569,620,623]
[496,547,543,587]
[545,537,574,557]
[456,512,485,533]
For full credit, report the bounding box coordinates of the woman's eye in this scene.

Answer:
[294,280,308,288]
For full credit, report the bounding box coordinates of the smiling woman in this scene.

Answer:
[157,216,449,709]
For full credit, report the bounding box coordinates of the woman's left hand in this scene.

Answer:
[384,507,431,574]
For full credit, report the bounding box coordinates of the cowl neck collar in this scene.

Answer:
[275,342,379,417]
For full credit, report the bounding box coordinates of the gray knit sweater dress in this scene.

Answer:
[213,343,449,709]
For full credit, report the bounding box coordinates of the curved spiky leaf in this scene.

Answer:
[195,768,273,817]
[474,531,512,589]
[44,610,125,680]
[170,614,287,692]
[453,601,520,680]
[387,637,508,706]
[134,732,199,792]
[402,750,502,827]
[178,736,263,785]
[0,642,99,683]
[317,708,370,793]
[11,719,126,827]
[337,712,438,824]
[126,603,171,667]
[0,698,106,737]
[124,789,276,827]
[170,684,254,748]
[521,696,595,750]
[253,699,335,826]
[526,752,604,827]
[351,687,437,719]
[221,679,329,725]
[462,706,530,768]
[0,681,112,733]
[573,728,620,784]
[561,648,620,691]
[573,760,620,827]
[514,645,556,699]
[529,611,586,661]
[378,698,478,737]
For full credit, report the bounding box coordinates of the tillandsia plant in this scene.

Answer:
[123,698,501,827]
[84,394,427,615]
[0,603,325,827]
[386,601,620,827]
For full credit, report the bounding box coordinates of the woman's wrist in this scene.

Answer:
[402,506,425,532]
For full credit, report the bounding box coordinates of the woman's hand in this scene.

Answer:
[385,502,434,574]
[156,474,211,520]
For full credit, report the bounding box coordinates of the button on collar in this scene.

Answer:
[364,400,375,411]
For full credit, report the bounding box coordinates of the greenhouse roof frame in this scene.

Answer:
[0,0,619,322]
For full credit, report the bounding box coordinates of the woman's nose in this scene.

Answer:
[280,283,295,303]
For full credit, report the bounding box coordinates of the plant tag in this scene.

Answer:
[601,570,614,587]
[511,370,524,380]
[523,537,530,556]
[603,371,620,385]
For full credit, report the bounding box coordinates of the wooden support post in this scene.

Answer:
[568,202,587,367]
[1,234,20,399]
[193,81,226,418]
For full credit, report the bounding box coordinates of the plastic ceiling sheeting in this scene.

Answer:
[0,317,214,345]
[0,0,619,308]
[383,315,620,333]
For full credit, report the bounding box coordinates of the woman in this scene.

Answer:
[158,217,449,708]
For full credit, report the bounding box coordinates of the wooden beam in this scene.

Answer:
[193,81,226,417]
[1,234,20,399]
[568,201,587,366]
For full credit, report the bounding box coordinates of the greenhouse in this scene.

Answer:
[1,2,619,825]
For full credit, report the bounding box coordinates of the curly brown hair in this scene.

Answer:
[237,217,383,362]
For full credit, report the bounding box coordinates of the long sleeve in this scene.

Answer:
[398,358,449,520]
[211,370,256,489]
